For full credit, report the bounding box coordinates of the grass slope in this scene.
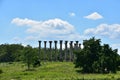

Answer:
[0,62,120,80]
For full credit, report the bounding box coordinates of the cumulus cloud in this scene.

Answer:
[11,18,83,41]
[11,18,41,26]
[84,24,120,38]
[69,12,76,17]
[84,12,103,20]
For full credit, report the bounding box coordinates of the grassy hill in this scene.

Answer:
[0,62,120,80]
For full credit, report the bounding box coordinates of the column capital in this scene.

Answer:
[76,41,79,44]
[54,40,57,43]
[49,41,52,43]
[38,40,42,43]
[70,41,73,44]
[60,40,63,44]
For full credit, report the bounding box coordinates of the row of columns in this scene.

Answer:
[38,40,81,61]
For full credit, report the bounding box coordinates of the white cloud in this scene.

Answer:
[69,12,76,17]
[11,18,83,42]
[11,18,41,26]
[84,12,103,20]
[11,18,120,53]
[84,24,120,39]
[84,23,120,55]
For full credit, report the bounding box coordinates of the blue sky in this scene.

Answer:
[0,0,120,54]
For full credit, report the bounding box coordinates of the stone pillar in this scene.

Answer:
[54,40,57,61]
[74,43,77,61]
[49,41,52,61]
[60,40,63,61]
[64,41,68,61]
[70,41,73,49]
[74,43,77,50]
[70,41,73,61]
[79,43,81,49]
[38,41,41,61]
[44,41,47,60]
[76,41,79,50]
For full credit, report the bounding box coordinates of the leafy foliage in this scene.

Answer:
[0,44,41,69]
[0,44,24,62]
[74,37,120,73]
[22,45,35,70]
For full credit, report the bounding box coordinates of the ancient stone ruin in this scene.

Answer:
[38,40,81,61]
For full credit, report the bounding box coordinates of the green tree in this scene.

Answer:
[23,45,34,70]
[74,37,119,73]
[100,44,118,73]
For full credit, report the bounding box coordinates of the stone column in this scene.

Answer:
[38,41,41,61]
[73,43,77,61]
[64,41,68,61]
[79,43,81,49]
[54,40,57,61]
[44,41,47,60]
[70,41,73,61]
[74,43,77,50]
[59,40,63,61]
[76,41,79,50]
[70,41,73,49]
[49,41,52,61]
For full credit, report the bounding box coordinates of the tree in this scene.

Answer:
[74,37,119,73]
[100,44,118,73]
[23,45,34,70]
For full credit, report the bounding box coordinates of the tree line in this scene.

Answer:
[0,43,71,69]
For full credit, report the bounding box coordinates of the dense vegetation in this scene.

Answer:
[0,43,70,69]
[0,44,40,70]
[74,37,120,73]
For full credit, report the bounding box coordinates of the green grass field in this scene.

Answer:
[0,62,120,80]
